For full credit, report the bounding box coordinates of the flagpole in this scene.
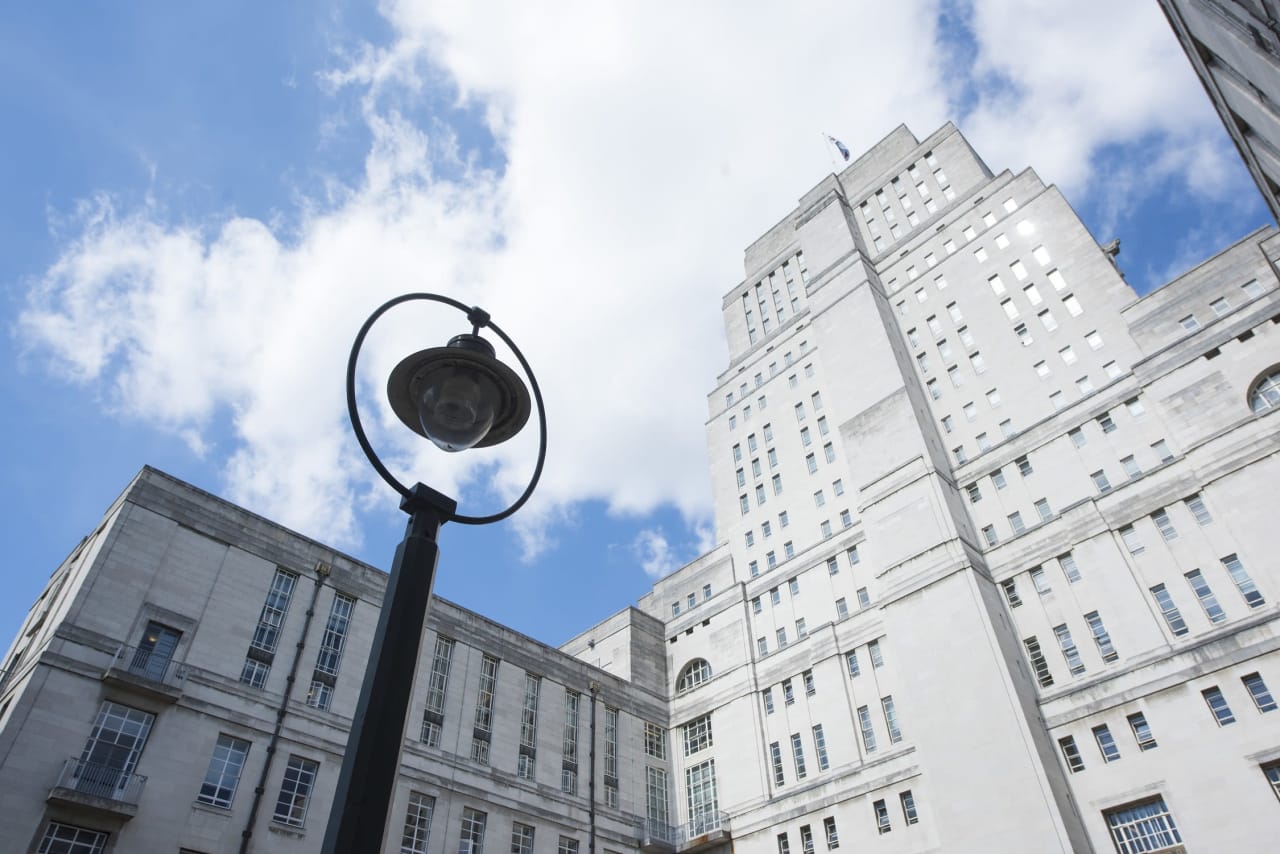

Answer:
[820,132,839,171]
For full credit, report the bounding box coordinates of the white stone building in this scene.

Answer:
[4,123,1280,853]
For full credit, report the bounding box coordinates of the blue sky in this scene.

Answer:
[2,2,1269,649]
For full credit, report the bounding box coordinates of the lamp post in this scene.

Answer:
[321,294,546,854]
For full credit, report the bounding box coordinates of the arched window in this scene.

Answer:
[1249,366,1280,413]
[676,659,712,694]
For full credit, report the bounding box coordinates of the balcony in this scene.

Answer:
[639,813,730,854]
[102,644,187,702]
[47,758,146,820]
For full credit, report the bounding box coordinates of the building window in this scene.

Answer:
[250,568,298,656]
[1223,554,1265,608]
[790,732,808,779]
[1151,509,1177,541]
[677,659,713,693]
[783,679,795,705]
[1092,470,1112,494]
[1150,584,1189,636]
[314,593,355,677]
[868,639,884,668]
[38,823,108,854]
[1185,493,1212,524]
[882,696,903,743]
[1054,624,1085,675]
[1119,525,1142,554]
[1085,611,1118,662]
[518,674,541,779]
[1097,412,1116,432]
[1059,552,1081,583]
[646,766,670,828]
[1035,499,1053,522]
[846,650,861,677]
[421,637,456,747]
[1103,797,1182,854]
[804,670,816,695]
[683,713,713,755]
[1001,579,1022,607]
[79,701,154,798]
[1093,724,1120,762]
[685,760,720,834]
[777,834,790,854]
[241,658,270,689]
[857,705,877,753]
[1121,455,1142,479]
[1186,569,1227,623]
[1249,367,1280,412]
[1008,511,1025,534]
[799,825,814,854]
[198,734,251,809]
[604,706,619,807]
[403,792,436,854]
[982,525,998,546]
[1203,686,1236,726]
[763,689,775,715]
[1025,636,1053,687]
[824,816,839,848]
[1243,673,1278,712]
[900,790,920,825]
[1127,712,1157,750]
[769,741,785,786]
[873,799,891,834]
[856,587,871,609]
[272,755,319,827]
[813,724,830,771]
[1059,736,1085,772]
[560,691,580,792]
[459,808,487,854]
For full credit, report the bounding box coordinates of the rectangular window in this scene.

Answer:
[646,767,670,827]
[79,701,154,798]
[1122,455,1141,479]
[1185,493,1212,524]
[1093,470,1113,494]
[846,650,860,678]
[1203,686,1236,725]
[1016,456,1033,477]
[1054,624,1085,675]
[1186,569,1227,623]
[421,637,456,747]
[403,792,436,854]
[1093,724,1120,762]
[1104,797,1182,854]
[1034,499,1052,522]
[869,639,884,668]
[982,525,997,546]
[882,696,903,743]
[560,691,579,790]
[459,808,488,854]
[1025,636,1054,687]
[644,722,666,758]
[1119,524,1142,553]
[857,705,877,753]
[470,655,499,764]
[1059,552,1081,583]
[683,713,713,755]
[824,816,839,848]
[1001,578,1022,607]
[1008,511,1025,534]
[38,823,109,854]
[518,674,541,779]
[763,688,775,715]
[1085,611,1118,662]
[198,734,251,809]
[1151,584,1189,636]
[813,724,830,771]
[1264,761,1280,802]
[272,755,318,827]
[1223,554,1265,608]
[315,593,355,677]
[857,587,871,609]
[1059,735,1085,772]
[1127,712,1157,750]
[1243,673,1277,712]
[604,706,619,806]
[1151,509,1177,541]
[874,799,891,834]
[769,741,785,786]
[783,679,794,705]
[685,760,719,832]
[799,825,814,854]
[900,790,919,825]
[778,834,791,854]
[1031,566,1051,596]
[790,732,808,779]
[250,568,299,655]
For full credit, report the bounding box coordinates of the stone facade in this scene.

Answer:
[3,123,1280,853]
[1159,0,1280,221]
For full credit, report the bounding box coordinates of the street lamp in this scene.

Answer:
[321,293,546,854]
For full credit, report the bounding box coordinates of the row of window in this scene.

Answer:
[860,149,951,253]
[740,252,809,346]
[1059,673,1276,775]
[404,799,587,854]
[670,583,713,617]
[767,724,831,784]
[1021,612,1117,686]
[1178,278,1266,338]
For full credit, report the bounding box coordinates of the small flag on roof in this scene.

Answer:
[827,135,850,162]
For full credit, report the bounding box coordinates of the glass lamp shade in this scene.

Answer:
[387,334,532,452]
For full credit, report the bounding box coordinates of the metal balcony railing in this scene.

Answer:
[107,644,187,689]
[52,758,147,805]
[639,812,730,851]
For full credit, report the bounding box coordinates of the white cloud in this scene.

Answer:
[633,528,677,580]
[17,1,1245,560]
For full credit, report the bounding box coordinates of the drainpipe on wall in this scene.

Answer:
[588,681,600,854]
[238,561,329,854]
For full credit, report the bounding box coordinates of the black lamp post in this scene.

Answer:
[321,294,546,854]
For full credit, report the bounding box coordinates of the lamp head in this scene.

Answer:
[387,334,532,452]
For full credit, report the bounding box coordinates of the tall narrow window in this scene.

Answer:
[1053,624,1085,675]
[471,655,499,764]
[1024,636,1054,687]
[900,790,919,824]
[421,637,455,747]
[1059,552,1081,583]
[1093,725,1120,762]
[131,621,182,682]
[644,722,666,759]
[1186,570,1227,623]
[402,792,436,854]
[77,701,154,799]
[1151,510,1177,542]
[604,707,620,807]
[845,650,860,678]
[1203,686,1236,725]
[459,808,487,854]
[1223,554,1265,608]
[241,567,299,687]
[510,824,535,854]
[1150,584,1189,636]
[799,825,814,854]
[769,741,785,786]
[869,639,884,668]
[874,799,891,834]
[1185,493,1212,525]
[308,592,355,711]
[518,674,541,779]
[272,755,319,827]
[857,705,877,753]
[683,713,713,755]
[1084,612,1118,662]
[198,734,251,809]
[561,690,580,793]
[646,767,670,829]
[1059,736,1085,772]
[790,732,808,779]
[812,724,830,770]
[882,696,903,743]
[824,816,839,848]
[685,760,720,835]
[1243,673,1278,712]
[778,834,791,854]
